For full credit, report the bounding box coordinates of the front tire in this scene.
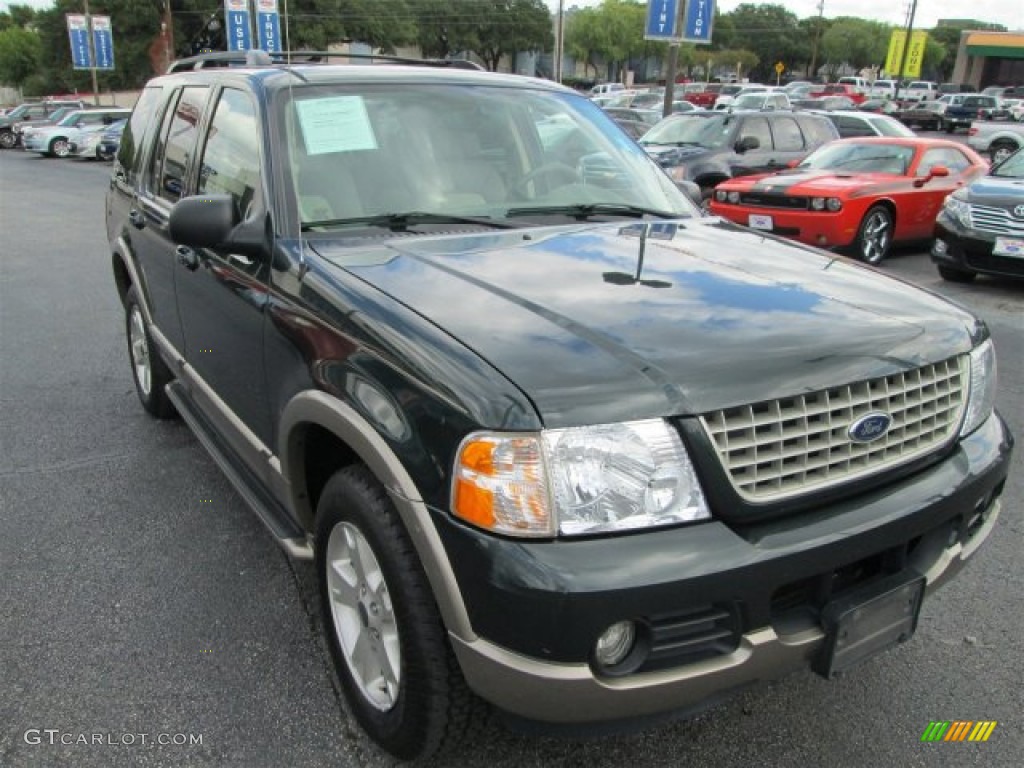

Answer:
[0,130,16,149]
[125,286,175,418]
[315,465,483,760]
[48,137,71,158]
[852,205,894,265]
[938,265,977,283]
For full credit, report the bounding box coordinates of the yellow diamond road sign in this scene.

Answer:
[775,62,785,74]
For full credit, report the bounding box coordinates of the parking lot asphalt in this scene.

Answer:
[0,147,1021,768]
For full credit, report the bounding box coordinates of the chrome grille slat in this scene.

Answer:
[700,357,968,502]
[968,203,1024,236]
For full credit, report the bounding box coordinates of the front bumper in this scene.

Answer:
[440,413,1012,723]
[933,215,1024,278]
[708,203,858,248]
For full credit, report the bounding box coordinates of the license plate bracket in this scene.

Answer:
[993,237,1024,258]
[813,572,925,679]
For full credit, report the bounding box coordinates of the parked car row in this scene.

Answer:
[0,101,129,158]
[601,95,1021,281]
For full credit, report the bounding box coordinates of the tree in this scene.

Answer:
[0,26,41,89]
[471,0,552,72]
[722,3,804,81]
[820,18,889,75]
[411,0,482,60]
[710,48,759,81]
[564,8,608,80]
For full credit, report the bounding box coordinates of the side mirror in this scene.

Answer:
[913,165,950,187]
[168,192,266,258]
[735,135,759,153]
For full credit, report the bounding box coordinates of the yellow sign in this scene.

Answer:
[775,61,785,74]
[885,29,928,78]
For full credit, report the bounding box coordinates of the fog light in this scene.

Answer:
[933,239,948,255]
[594,621,635,666]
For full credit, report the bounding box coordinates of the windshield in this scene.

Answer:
[56,111,82,126]
[991,149,1024,177]
[799,141,914,174]
[282,83,696,230]
[640,114,732,148]
[869,117,915,137]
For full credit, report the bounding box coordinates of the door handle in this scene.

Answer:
[228,253,254,267]
[176,245,200,271]
[128,209,145,230]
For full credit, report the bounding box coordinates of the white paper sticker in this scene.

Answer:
[295,96,378,155]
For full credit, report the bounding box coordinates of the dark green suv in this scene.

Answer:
[107,53,1013,760]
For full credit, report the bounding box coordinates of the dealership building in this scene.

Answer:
[950,29,1024,87]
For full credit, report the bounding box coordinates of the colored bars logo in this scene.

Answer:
[921,721,997,742]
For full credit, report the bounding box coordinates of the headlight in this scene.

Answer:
[961,339,997,437]
[727,190,740,203]
[715,189,727,202]
[453,419,710,537]
[943,191,972,228]
[826,197,842,212]
[811,197,825,210]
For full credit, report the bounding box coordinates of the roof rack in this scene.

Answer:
[166,49,485,74]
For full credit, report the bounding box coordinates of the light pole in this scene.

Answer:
[82,0,99,104]
[892,0,918,102]
[554,0,564,82]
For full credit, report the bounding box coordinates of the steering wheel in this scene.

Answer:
[512,162,582,198]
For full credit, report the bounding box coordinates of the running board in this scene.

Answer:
[166,381,314,560]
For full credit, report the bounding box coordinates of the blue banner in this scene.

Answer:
[67,14,92,70]
[92,15,115,70]
[682,0,714,44]
[644,0,681,41]
[256,0,282,53]
[224,0,252,52]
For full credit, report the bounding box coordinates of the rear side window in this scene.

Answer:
[149,86,210,203]
[797,116,837,147]
[771,116,805,150]
[117,87,165,181]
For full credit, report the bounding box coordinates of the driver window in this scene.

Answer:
[198,88,261,220]
[738,117,771,150]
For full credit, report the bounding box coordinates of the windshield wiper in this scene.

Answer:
[640,140,700,147]
[505,203,680,220]
[301,211,514,232]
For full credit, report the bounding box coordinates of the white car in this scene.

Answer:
[714,84,768,110]
[728,91,792,111]
[21,107,130,157]
[868,79,897,99]
[902,81,939,103]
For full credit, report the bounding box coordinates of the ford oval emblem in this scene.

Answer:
[848,412,892,444]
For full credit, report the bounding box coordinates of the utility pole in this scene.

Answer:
[554,0,564,82]
[892,0,918,102]
[162,1,174,72]
[809,0,825,81]
[82,0,99,104]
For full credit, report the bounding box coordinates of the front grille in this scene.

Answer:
[739,193,808,210]
[641,604,740,671]
[968,203,1024,236]
[700,357,968,502]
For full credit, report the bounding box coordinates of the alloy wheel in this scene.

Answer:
[128,306,151,396]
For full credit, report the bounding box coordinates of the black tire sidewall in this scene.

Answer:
[124,286,175,418]
[315,466,457,760]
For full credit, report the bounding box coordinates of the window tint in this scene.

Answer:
[771,116,805,150]
[198,88,261,219]
[738,117,771,150]
[152,86,210,203]
[117,87,165,180]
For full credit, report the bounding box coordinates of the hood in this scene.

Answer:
[964,174,1024,204]
[642,144,714,167]
[737,169,900,194]
[311,219,979,428]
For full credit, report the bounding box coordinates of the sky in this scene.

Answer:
[1,0,1021,33]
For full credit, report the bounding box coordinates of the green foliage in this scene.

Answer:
[0,25,42,88]
[725,3,804,81]
[470,0,554,72]
[820,17,890,71]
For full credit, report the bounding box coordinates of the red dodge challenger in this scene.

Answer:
[708,137,988,264]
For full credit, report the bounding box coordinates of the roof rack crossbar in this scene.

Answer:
[167,49,485,74]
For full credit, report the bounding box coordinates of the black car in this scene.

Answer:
[898,100,946,131]
[107,52,1013,761]
[932,147,1024,280]
[638,109,839,199]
